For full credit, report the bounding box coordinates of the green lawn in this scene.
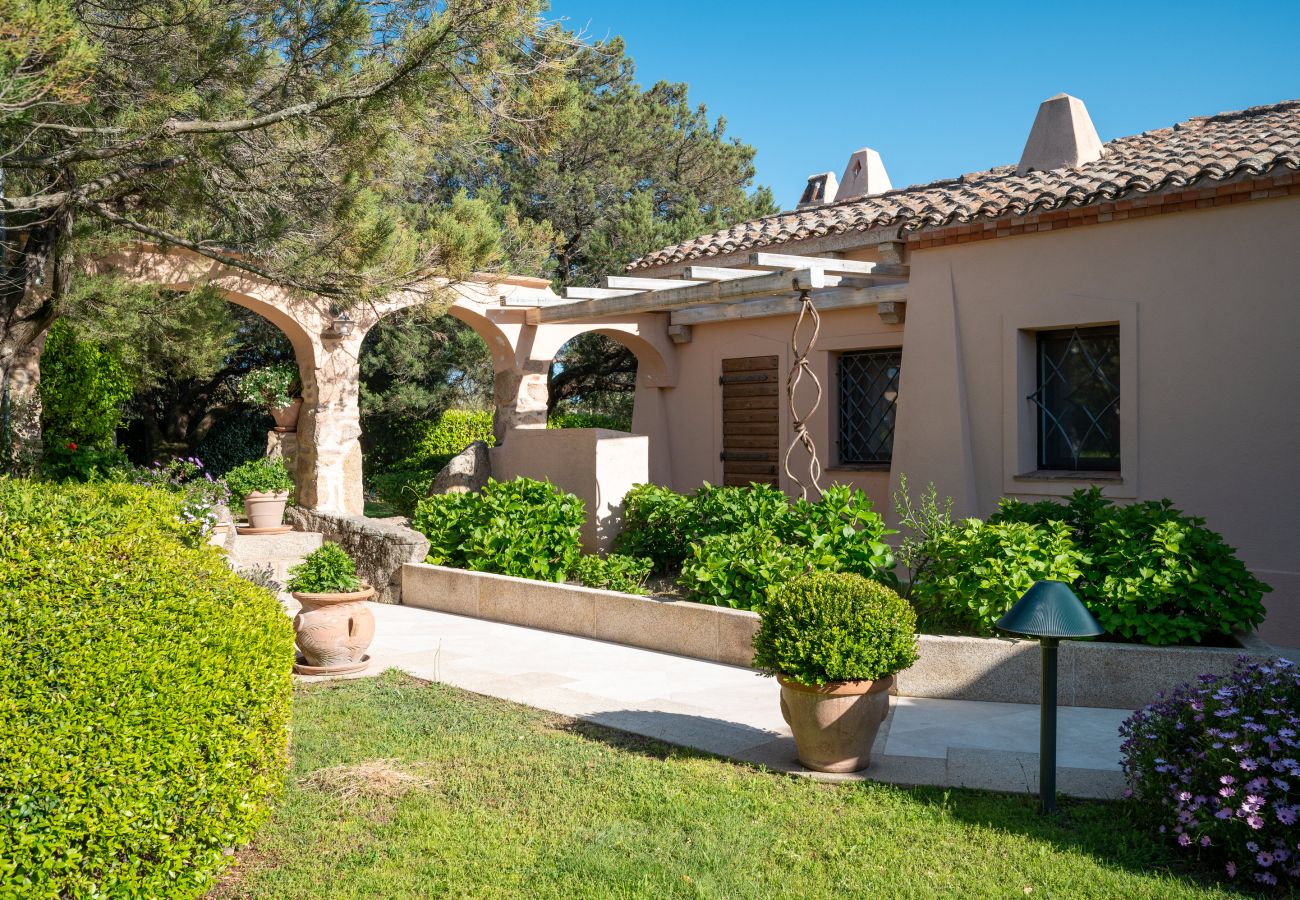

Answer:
[215,671,1233,899]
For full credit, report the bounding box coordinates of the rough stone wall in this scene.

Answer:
[287,507,430,604]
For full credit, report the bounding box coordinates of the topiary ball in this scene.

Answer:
[753,572,918,686]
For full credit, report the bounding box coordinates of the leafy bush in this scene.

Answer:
[1120,656,1300,888]
[907,518,1086,635]
[39,318,136,448]
[0,480,294,897]
[194,406,275,476]
[39,441,129,482]
[752,572,919,686]
[237,362,299,408]
[613,482,695,572]
[365,460,456,517]
[785,485,896,583]
[616,482,896,607]
[549,412,632,431]
[413,477,584,582]
[226,456,294,501]
[287,542,363,593]
[572,553,653,595]
[993,488,1269,645]
[679,526,815,611]
[404,408,495,468]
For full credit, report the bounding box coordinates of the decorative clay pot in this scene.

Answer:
[292,586,376,674]
[244,490,289,529]
[778,674,895,773]
[270,397,303,433]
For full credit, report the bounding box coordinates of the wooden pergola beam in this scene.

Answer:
[669,281,908,326]
[531,268,837,324]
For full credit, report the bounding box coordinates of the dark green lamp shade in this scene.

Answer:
[996,580,1104,639]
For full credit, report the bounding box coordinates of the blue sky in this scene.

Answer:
[546,1,1300,210]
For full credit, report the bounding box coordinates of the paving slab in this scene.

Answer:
[290,600,1134,799]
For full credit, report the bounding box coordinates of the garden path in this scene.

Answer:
[290,600,1132,800]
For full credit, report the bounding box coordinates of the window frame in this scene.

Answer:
[1000,295,1138,499]
[1032,324,1122,472]
[835,347,902,467]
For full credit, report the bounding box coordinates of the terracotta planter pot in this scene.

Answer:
[270,397,303,433]
[244,490,289,529]
[778,673,895,773]
[292,586,376,674]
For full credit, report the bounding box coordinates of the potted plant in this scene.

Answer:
[238,363,301,433]
[225,457,295,532]
[753,572,919,773]
[286,543,375,675]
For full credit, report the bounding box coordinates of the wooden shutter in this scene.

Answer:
[720,355,779,487]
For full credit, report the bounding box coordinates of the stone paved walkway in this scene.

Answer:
[293,600,1132,799]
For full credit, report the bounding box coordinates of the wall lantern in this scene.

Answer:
[995,580,1103,814]
[323,310,354,340]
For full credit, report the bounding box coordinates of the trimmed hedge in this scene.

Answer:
[405,408,495,466]
[753,572,919,686]
[0,480,295,897]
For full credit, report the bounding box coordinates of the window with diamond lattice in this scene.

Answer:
[837,349,901,465]
[1032,326,1120,471]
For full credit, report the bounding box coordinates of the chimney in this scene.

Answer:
[1016,93,1103,175]
[797,171,838,208]
[836,147,892,201]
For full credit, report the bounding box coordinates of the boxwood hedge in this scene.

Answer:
[0,480,295,897]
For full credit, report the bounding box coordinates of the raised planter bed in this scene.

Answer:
[400,562,1279,710]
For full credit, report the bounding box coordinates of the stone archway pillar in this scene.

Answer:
[492,359,550,445]
[293,331,366,516]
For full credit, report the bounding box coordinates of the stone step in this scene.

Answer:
[229,530,323,560]
[227,530,324,584]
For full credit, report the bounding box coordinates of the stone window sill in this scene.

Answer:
[827,463,891,473]
[1013,470,1123,484]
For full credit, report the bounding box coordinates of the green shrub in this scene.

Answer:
[237,362,299,408]
[548,412,632,431]
[613,483,695,572]
[785,485,896,583]
[0,480,294,897]
[39,442,129,482]
[194,406,275,476]
[992,488,1268,645]
[226,456,294,502]
[404,408,495,468]
[572,553,653,595]
[365,464,444,517]
[39,318,137,448]
[616,482,897,604]
[908,518,1086,635]
[287,542,363,593]
[752,572,918,686]
[679,526,814,611]
[412,477,584,582]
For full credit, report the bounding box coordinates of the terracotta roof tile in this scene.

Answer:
[630,99,1300,269]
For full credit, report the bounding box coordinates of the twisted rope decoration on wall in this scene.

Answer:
[783,288,824,499]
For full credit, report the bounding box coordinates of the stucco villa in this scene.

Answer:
[105,94,1300,648]
[527,94,1300,648]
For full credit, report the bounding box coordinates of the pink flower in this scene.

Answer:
[1226,861,1237,877]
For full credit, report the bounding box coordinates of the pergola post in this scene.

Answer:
[292,330,367,516]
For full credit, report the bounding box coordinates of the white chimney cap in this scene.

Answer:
[1017,93,1104,175]
[837,148,892,201]
[797,171,838,208]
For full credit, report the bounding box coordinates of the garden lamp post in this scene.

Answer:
[995,580,1103,814]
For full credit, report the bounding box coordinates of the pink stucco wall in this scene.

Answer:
[638,196,1300,648]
